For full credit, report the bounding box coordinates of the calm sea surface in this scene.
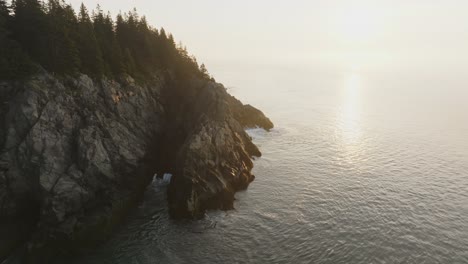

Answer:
[67,64,468,263]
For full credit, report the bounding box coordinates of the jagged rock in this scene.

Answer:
[0,73,272,262]
[165,81,268,218]
[228,96,273,131]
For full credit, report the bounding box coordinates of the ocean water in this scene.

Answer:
[68,64,468,263]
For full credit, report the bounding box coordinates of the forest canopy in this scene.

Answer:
[0,0,210,80]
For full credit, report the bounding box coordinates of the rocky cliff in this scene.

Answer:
[0,72,272,262]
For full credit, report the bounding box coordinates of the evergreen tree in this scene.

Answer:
[77,3,103,76]
[158,28,172,68]
[115,12,139,76]
[109,38,125,76]
[200,63,208,77]
[122,48,136,76]
[93,6,115,76]
[0,0,34,79]
[115,13,128,73]
[11,0,48,65]
[2,1,210,80]
[45,0,80,74]
[134,16,156,76]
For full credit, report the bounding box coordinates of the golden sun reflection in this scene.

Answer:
[338,73,362,143]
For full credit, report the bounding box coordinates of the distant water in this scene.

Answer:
[66,64,468,263]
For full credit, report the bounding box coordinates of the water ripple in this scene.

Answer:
[64,73,468,264]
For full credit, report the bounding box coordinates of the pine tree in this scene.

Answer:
[45,0,80,74]
[158,28,172,68]
[93,6,115,76]
[0,0,34,79]
[115,12,138,76]
[77,3,103,76]
[200,63,209,77]
[109,38,125,76]
[122,48,136,76]
[2,1,210,80]
[11,0,48,65]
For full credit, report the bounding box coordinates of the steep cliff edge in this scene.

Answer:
[0,72,272,262]
[161,79,272,218]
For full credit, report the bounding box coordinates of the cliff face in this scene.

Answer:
[0,72,272,262]
[162,79,272,218]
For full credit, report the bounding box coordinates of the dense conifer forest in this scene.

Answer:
[0,0,210,80]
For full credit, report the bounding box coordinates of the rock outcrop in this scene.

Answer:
[162,79,272,218]
[0,72,272,262]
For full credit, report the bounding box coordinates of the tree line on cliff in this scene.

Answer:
[0,0,210,80]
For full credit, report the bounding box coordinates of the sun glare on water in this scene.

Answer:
[339,73,362,144]
[335,71,366,167]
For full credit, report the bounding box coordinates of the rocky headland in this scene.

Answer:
[0,72,272,262]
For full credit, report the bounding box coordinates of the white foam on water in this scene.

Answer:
[162,173,172,183]
[245,127,268,140]
[153,173,173,186]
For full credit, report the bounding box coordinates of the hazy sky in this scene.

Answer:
[66,0,468,73]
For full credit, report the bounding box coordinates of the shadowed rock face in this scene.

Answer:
[163,80,272,218]
[0,73,272,262]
